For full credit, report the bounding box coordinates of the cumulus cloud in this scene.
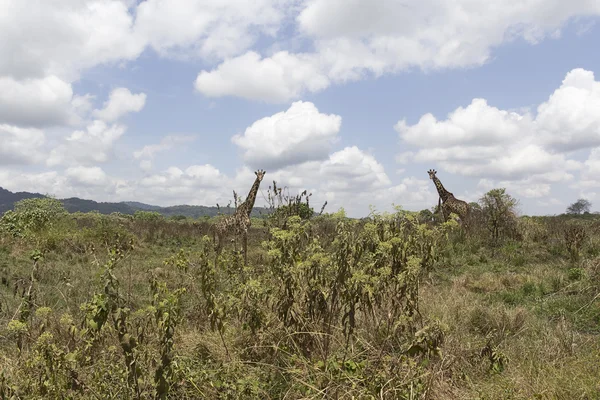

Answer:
[0,143,431,217]
[0,0,297,89]
[574,148,600,190]
[136,164,229,205]
[232,101,341,169]
[0,0,142,82]
[0,75,74,127]
[133,135,196,160]
[4,0,597,107]
[584,148,600,176]
[195,51,329,103]
[0,167,126,201]
[385,177,438,210]
[396,98,532,148]
[394,68,600,196]
[395,100,570,181]
[47,120,127,167]
[255,146,400,215]
[93,88,147,122]
[41,88,147,168]
[537,68,600,151]
[0,125,46,165]
[194,0,600,101]
[0,170,67,197]
[70,94,96,122]
[65,166,108,187]
[139,160,153,172]
[134,0,287,60]
[0,0,291,127]
[319,146,391,192]
[481,178,551,199]
[124,146,434,216]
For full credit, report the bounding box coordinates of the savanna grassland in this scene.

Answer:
[0,195,599,399]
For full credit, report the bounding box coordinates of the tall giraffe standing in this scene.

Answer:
[214,169,266,265]
[427,169,470,225]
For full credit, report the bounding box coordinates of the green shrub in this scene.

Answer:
[0,198,67,237]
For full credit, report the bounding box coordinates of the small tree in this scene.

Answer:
[0,197,67,236]
[418,208,434,224]
[566,198,592,215]
[479,188,519,246]
[266,181,325,228]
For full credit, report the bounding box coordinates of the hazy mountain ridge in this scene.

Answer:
[0,187,270,218]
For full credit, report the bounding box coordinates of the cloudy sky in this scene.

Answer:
[1,0,599,217]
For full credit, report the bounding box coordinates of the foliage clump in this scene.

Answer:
[0,198,66,237]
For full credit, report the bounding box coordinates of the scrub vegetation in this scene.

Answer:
[0,190,598,399]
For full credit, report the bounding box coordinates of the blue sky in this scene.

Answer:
[1,1,600,217]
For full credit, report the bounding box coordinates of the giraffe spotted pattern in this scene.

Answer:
[214,169,266,265]
[427,169,470,226]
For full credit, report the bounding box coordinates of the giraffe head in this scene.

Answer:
[427,169,437,180]
[255,169,266,181]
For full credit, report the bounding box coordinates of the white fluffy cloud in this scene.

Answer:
[42,87,147,167]
[476,177,553,200]
[395,100,571,181]
[386,177,438,210]
[232,101,341,168]
[257,146,401,214]
[0,144,430,217]
[3,0,598,106]
[574,148,600,190]
[0,125,46,165]
[537,68,600,151]
[134,0,287,60]
[65,166,108,187]
[0,170,68,197]
[93,88,147,122]
[47,120,127,167]
[137,164,229,205]
[319,146,391,192]
[584,148,600,176]
[0,76,75,127]
[133,135,196,160]
[395,69,600,196]
[195,0,600,102]
[0,0,142,82]
[0,0,289,131]
[124,145,402,215]
[195,51,329,102]
[396,98,532,148]
[0,167,126,201]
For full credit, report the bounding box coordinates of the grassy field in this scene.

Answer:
[0,198,599,399]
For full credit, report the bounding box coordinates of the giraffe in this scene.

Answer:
[427,169,470,226]
[214,169,266,265]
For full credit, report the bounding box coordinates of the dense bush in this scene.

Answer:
[0,198,67,237]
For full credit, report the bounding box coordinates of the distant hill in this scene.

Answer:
[122,201,161,211]
[61,198,138,214]
[0,187,46,214]
[0,187,271,218]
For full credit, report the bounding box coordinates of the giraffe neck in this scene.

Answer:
[432,176,451,201]
[238,176,261,217]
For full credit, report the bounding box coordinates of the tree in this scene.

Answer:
[266,182,317,228]
[418,208,434,224]
[1,197,67,236]
[566,198,592,215]
[479,188,519,245]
